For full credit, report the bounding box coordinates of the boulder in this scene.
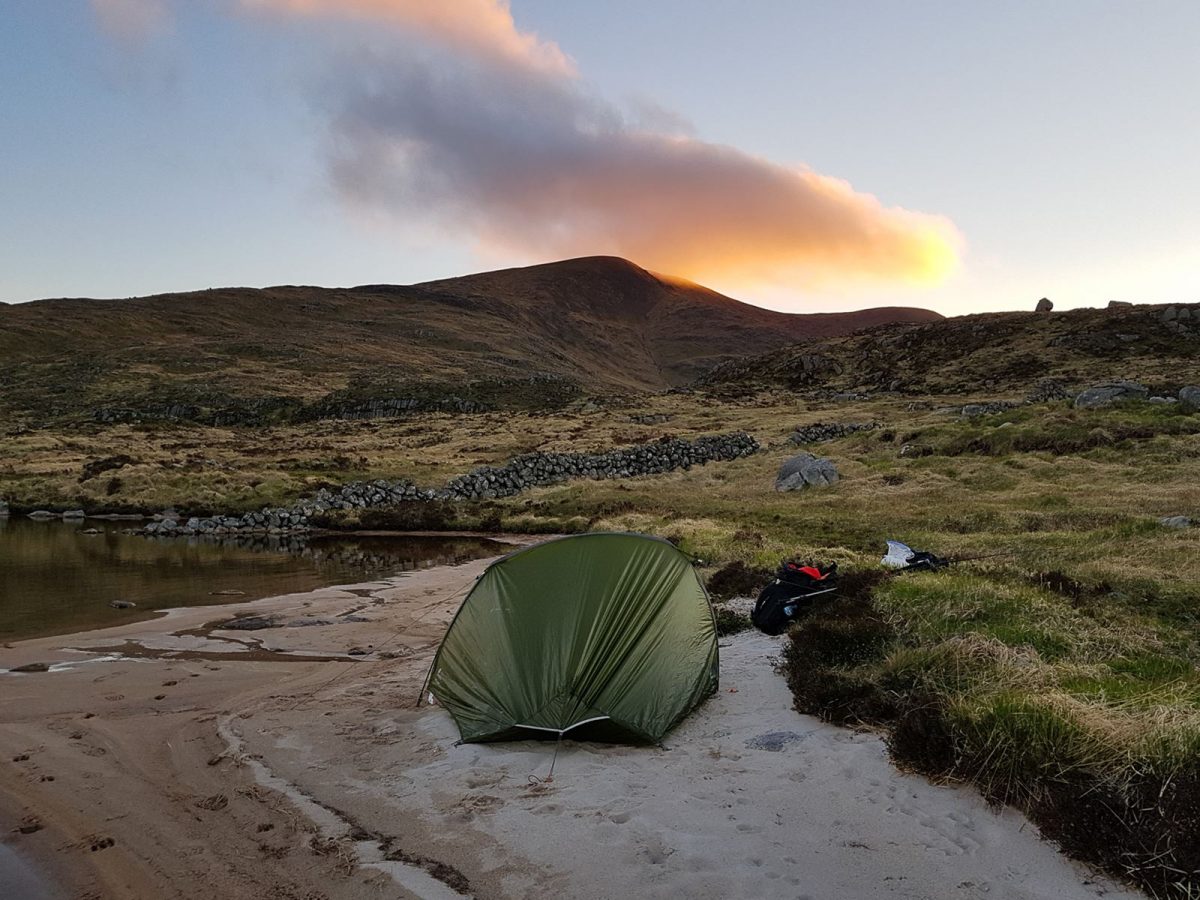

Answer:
[1073,380,1149,409]
[10,662,50,674]
[1160,516,1192,529]
[1179,385,1200,410]
[62,509,85,519]
[1035,298,1053,312]
[1107,300,1132,308]
[27,510,55,520]
[775,453,839,491]
[0,500,8,517]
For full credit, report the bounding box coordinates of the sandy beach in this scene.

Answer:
[1,552,1144,900]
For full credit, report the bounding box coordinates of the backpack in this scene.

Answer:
[751,561,838,636]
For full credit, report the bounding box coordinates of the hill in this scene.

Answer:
[701,302,1200,396]
[0,256,939,424]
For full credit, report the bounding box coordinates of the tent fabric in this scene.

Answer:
[428,532,719,744]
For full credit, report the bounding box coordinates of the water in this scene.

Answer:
[0,518,507,641]
[0,843,62,900]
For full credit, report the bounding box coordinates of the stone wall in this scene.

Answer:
[144,432,759,537]
[788,422,879,444]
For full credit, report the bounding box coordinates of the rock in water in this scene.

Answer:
[109,600,137,609]
[10,662,50,673]
[775,453,839,491]
[0,500,8,517]
[1073,380,1149,409]
[1035,297,1053,312]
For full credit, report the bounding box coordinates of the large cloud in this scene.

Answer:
[94,0,962,287]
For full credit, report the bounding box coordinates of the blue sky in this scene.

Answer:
[1,1,1197,314]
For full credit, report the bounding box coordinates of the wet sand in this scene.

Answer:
[0,549,1145,899]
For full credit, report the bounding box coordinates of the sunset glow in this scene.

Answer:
[8,2,1195,313]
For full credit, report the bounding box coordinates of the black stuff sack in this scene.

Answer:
[751,562,838,636]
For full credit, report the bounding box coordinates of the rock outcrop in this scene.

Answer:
[1035,298,1054,312]
[775,453,839,491]
[1074,381,1149,409]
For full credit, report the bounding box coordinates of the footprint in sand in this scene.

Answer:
[195,794,229,811]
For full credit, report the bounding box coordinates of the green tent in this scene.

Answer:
[427,532,719,744]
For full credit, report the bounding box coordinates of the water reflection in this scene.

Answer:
[0,519,506,641]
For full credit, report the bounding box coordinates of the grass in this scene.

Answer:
[4,389,1200,893]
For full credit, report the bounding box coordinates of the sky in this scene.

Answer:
[1,1,1198,315]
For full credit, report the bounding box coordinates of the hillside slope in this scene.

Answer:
[702,302,1200,396]
[0,256,939,423]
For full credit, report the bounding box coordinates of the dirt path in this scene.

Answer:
[2,554,1144,900]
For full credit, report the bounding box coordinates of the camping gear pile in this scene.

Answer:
[750,561,838,635]
[880,540,950,572]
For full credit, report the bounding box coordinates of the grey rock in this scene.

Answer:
[109,600,137,609]
[1162,306,1178,322]
[1107,300,1132,308]
[1074,381,1149,409]
[775,453,839,491]
[62,509,85,519]
[1179,386,1200,410]
[1035,297,1053,312]
[28,510,56,520]
[0,500,8,517]
[1160,516,1192,529]
[1148,396,1176,404]
[10,662,50,674]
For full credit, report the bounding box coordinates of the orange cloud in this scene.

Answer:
[91,0,963,290]
[326,50,962,289]
[238,0,573,77]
